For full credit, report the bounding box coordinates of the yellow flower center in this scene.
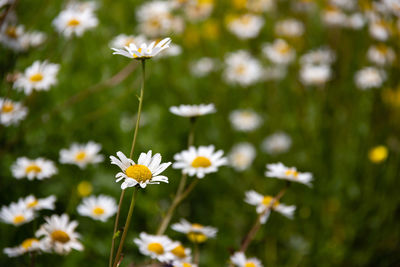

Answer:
[21,238,38,250]
[29,73,44,82]
[235,64,246,75]
[27,199,38,208]
[51,230,70,243]
[125,164,152,183]
[75,151,86,161]
[2,103,14,113]
[13,215,25,224]
[285,169,298,178]
[245,262,257,267]
[6,26,17,38]
[262,196,280,208]
[25,164,42,174]
[67,19,81,27]
[191,156,212,168]
[77,181,92,197]
[187,232,208,243]
[93,206,105,215]
[147,242,164,254]
[171,244,186,258]
[369,146,388,163]
[277,43,290,54]
[182,263,193,267]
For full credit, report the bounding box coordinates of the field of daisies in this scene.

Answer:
[1,0,400,266]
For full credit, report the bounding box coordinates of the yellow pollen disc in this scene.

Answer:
[2,103,14,113]
[182,263,192,267]
[187,232,208,243]
[235,65,246,75]
[77,181,92,197]
[147,242,164,254]
[277,43,290,54]
[13,215,25,224]
[29,73,43,82]
[51,230,70,243]
[125,164,152,183]
[27,199,38,208]
[285,169,298,178]
[21,238,38,250]
[25,164,42,174]
[67,19,80,26]
[191,156,212,168]
[171,245,186,258]
[75,151,87,161]
[262,196,279,208]
[245,262,257,267]
[6,26,17,38]
[93,206,105,215]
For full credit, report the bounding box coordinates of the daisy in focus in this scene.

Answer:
[3,238,46,257]
[110,150,171,189]
[19,195,56,212]
[230,251,263,267]
[265,162,313,187]
[0,202,35,226]
[171,219,217,243]
[228,142,256,171]
[134,232,177,263]
[354,67,386,90]
[111,37,172,60]
[224,50,262,87]
[11,157,57,180]
[227,14,265,39]
[13,61,60,95]
[229,109,262,132]
[0,98,28,126]
[169,103,216,118]
[35,214,83,255]
[59,141,104,169]
[77,195,117,222]
[262,39,296,65]
[262,132,292,155]
[245,190,296,223]
[173,145,227,178]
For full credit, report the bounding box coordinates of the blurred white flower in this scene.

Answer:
[227,14,264,39]
[275,19,304,37]
[60,141,104,169]
[157,43,182,58]
[262,132,292,155]
[0,23,46,51]
[230,251,263,267]
[171,219,217,243]
[184,0,214,21]
[247,0,275,13]
[3,238,47,257]
[300,48,336,66]
[367,44,395,66]
[134,232,177,263]
[77,195,117,222]
[190,57,217,77]
[369,18,391,41]
[330,0,357,10]
[0,201,35,226]
[229,109,262,132]
[169,103,216,118]
[262,39,296,65]
[346,13,366,29]
[224,50,262,86]
[265,162,313,186]
[19,195,56,211]
[0,98,28,126]
[382,0,400,17]
[354,67,386,90]
[11,157,57,180]
[228,142,256,171]
[112,37,171,59]
[173,262,197,267]
[110,34,147,49]
[322,6,347,26]
[300,64,332,86]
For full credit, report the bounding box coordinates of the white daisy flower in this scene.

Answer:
[229,109,262,132]
[245,190,296,223]
[3,238,47,257]
[52,4,98,38]
[170,242,192,263]
[331,0,356,10]
[190,57,217,77]
[369,19,391,41]
[171,219,217,243]
[0,24,46,51]
[35,214,83,255]
[228,142,256,171]
[134,232,177,263]
[0,202,35,226]
[262,39,296,65]
[19,195,56,211]
[383,0,400,17]
[112,37,172,60]
[173,262,198,267]
[345,13,366,29]
[275,19,304,38]
[224,50,262,87]
[246,0,275,13]
[367,44,396,66]
[169,103,216,118]
[230,251,263,267]
[265,162,313,187]
[110,34,147,50]
[300,48,336,66]
[173,145,227,179]
[110,150,171,189]
[299,64,332,86]
[322,6,347,27]
[184,0,213,22]
[11,157,57,180]
[0,98,28,126]
[77,195,117,222]
[59,141,104,169]
[261,132,292,155]
[156,43,182,58]
[227,14,265,39]
[354,67,386,90]
[13,60,60,95]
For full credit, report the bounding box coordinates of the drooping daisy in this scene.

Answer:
[19,195,56,211]
[52,3,98,38]
[59,141,104,169]
[169,103,216,118]
[171,219,217,243]
[109,34,147,50]
[354,67,386,90]
[229,109,262,132]
[261,132,292,155]
[224,50,262,87]
[11,157,57,180]
[228,142,256,171]
[169,242,192,263]
[0,98,28,126]
[0,202,35,226]
[110,150,171,189]
[245,190,296,223]
[77,195,117,222]
[173,145,227,178]
[3,238,47,257]
[230,251,263,267]
[299,64,332,86]
[275,19,304,38]
[265,162,313,186]
[134,232,177,263]
[367,44,396,66]
[227,14,265,39]
[262,39,296,65]
[35,214,83,255]
[190,57,217,77]
[112,37,172,60]
[13,60,60,95]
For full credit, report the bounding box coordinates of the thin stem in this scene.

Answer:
[109,189,126,267]
[29,252,35,267]
[194,242,200,265]
[113,188,139,267]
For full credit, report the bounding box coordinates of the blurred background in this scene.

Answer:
[1,0,400,266]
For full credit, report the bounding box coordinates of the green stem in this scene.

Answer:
[109,189,125,267]
[194,242,200,265]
